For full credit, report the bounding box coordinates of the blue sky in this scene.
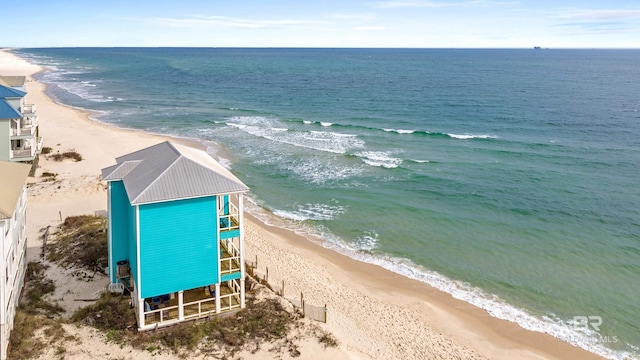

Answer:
[4,1,640,48]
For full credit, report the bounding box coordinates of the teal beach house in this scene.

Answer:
[101,141,249,330]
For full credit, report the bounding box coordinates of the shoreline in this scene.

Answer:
[2,49,607,359]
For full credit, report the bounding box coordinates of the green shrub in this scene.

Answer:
[72,292,136,332]
[49,150,82,162]
[47,215,107,274]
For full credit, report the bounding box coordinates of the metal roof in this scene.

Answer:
[0,99,22,119]
[101,141,249,205]
[0,84,26,99]
[0,76,26,89]
[0,161,31,220]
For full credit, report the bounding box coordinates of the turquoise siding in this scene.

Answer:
[220,229,240,239]
[109,181,131,283]
[222,195,229,215]
[138,196,219,298]
[128,203,138,291]
[221,272,241,282]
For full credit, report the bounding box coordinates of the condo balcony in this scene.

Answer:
[10,137,43,161]
[10,116,39,137]
[21,104,36,114]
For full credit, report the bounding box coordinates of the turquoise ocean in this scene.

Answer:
[14,48,640,359]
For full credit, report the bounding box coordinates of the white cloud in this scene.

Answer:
[374,0,516,9]
[331,12,376,20]
[559,9,640,20]
[148,15,312,29]
[355,26,386,31]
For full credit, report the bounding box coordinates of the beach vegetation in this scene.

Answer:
[317,329,339,348]
[19,262,65,317]
[46,215,108,276]
[41,171,57,181]
[50,150,82,162]
[71,277,336,358]
[41,146,52,155]
[71,291,136,332]
[9,262,72,360]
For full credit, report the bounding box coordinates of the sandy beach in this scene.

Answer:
[0,48,605,360]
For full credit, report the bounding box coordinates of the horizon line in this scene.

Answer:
[4,46,640,51]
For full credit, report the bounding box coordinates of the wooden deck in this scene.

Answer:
[143,282,241,326]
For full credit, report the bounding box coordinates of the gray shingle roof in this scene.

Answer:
[101,141,249,205]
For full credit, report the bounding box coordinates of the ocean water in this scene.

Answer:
[15,48,640,359]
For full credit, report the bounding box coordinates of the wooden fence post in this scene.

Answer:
[324,304,327,323]
[41,225,50,259]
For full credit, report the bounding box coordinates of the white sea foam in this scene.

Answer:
[353,230,379,251]
[273,202,346,221]
[320,122,333,127]
[448,133,498,140]
[355,151,403,168]
[52,76,117,103]
[286,157,364,184]
[226,116,364,154]
[217,157,233,170]
[383,128,415,134]
[409,159,430,163]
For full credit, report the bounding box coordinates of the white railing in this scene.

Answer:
[9,116,39,137]
[143,304,179,324]
[183,297,217,320]
[220,279,242,312]
[219,202,240,231]
[22,116,38,126]
[219,292,241,312]
[21,104,36,114]
[10,126,36,137]
[220,256,241,275]
[36,137,43,152]
[220,241,241,275]
[10,148,34,159]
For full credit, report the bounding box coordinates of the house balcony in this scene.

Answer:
[219,201,241,234]
[10,117,39,138]
[10,137,42,161]
[10,148,35,161]
[21,104,36,114]
[220,240,241,276]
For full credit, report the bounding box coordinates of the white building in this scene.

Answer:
[0,76,42,165]
[0,161,30,360]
